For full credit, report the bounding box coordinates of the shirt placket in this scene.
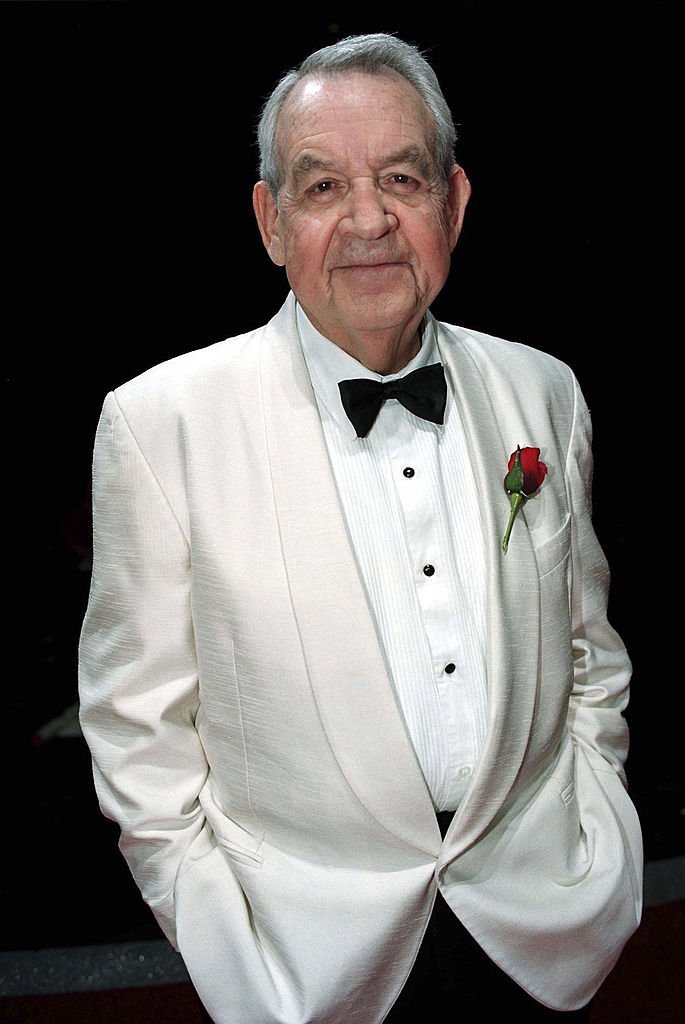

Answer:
[381,405,472,810]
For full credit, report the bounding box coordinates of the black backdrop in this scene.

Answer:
[3,1,682,950]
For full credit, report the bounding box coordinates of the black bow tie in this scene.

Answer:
[338,362,447,438]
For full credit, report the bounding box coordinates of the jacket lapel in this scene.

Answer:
[436,323,542,856]
[259,295,437,849]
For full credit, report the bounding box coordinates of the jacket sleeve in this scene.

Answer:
[565,372,632,786]
[78,391,208,949]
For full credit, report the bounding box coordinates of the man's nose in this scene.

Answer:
[340,179,398,239]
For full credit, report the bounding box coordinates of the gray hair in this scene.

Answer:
[256,33,457,200]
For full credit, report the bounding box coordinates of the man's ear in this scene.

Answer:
[253,181,285,266]
[446,165,472,252]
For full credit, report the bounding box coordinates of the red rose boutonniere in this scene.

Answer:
[501,445,548,553]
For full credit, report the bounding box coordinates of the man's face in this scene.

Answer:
[253,71,470,361]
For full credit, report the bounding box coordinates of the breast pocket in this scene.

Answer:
[533,513,571,579]
[536,513,573,683]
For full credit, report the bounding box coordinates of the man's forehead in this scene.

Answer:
[277,73,434,169]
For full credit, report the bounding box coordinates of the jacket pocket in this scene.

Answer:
[200,792,265,868]
[532,512,571,579]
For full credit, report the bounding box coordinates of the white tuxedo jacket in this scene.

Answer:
[78,292,643,1023]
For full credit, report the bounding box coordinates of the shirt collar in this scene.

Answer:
[297,303,439,432]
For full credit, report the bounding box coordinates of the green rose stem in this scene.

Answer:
[502,446,526,554]
[502,491,525,553]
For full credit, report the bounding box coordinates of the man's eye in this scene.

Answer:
[389,174,417,188]
[311,180,336,194]
[387,173,420,191]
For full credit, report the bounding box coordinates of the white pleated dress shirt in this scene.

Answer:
[297,304,488,812]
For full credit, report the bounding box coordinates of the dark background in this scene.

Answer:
[3,0,682,951]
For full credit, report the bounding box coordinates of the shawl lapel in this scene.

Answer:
[259,296,438,850]
[436,323,542,858]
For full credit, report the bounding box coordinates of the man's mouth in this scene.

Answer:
[334,260,406,272]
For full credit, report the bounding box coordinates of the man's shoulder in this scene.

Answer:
[112,295,296,409]
[114,325,264,401]
[436,319,575,384]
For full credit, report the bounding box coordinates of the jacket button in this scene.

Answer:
[423,564,435,577]
[403,466,415,477]
[445,663,456,674]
